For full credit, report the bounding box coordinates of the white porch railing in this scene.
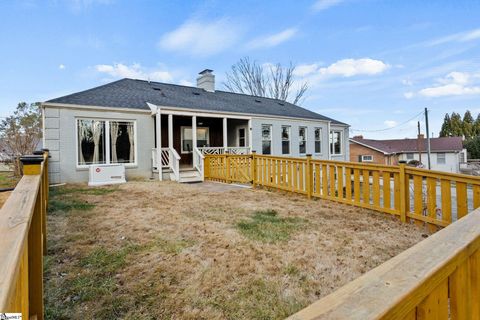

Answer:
[152,147,181,181]
[197,147,251,155]
[193,147,205,181]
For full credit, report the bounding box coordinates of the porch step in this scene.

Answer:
[170,170,203,183]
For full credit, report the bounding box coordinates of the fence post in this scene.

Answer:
[225,154,230,183]
[20,155,45,320]
[399,162,407,223]
[306,154,312,199]
[34,150,48,253]
[251,151,257,187]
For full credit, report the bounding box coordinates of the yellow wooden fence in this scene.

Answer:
[204,153,480,319]
[204,153,480,228]
[0,150,49,320]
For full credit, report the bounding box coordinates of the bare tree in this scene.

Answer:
[0,102,42,176]
[223,57,308,105]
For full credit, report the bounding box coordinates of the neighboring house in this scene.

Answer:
[42,69,349,184]
[349,135,466,173]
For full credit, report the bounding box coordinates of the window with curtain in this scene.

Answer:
[281,126,290,154]
[299,127,307,154]
[262,124,272,154]
[78,120,106,165]
[314,128,322,154]
[110,121,135,164]
[77,119,135,166]
[330,130,342,155]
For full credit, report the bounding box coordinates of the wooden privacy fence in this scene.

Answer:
[204,153,480,228]
[0,150,49,320]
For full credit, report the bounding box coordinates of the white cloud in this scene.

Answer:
[293,63,320,77]
[158,18,242,56]
[418,71,480,97]
[404,92,414,99]
[426,28,480,47]
[320,58,389,77]
[312,0,343,11]
[179,79,193,86]
[59,64,66,70]
[246,28,297,49]
[384,120,397,128]
[67,0,114,13]
[94,63,173,82]
[402,78,413,86]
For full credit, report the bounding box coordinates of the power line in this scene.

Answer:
[350,110,425,133]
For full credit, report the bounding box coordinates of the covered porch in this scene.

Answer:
[152,110,252,181]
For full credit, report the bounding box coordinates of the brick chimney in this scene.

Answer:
[417,134,425,140]
[197,69,215,92]
[353,135,364,139]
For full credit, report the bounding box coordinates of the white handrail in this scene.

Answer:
[197,146,251,155]
[169,147,181,181]
[193,147,205,181]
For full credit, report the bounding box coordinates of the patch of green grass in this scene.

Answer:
[148,238,195,254]
[236,210,306,243]
[79,244,139,274]
[69,274,117,301]
[48,199,95,214]
[210,278,305,320]
[0,171,18,189]
[284,264,300,277]
[50,185,118,197]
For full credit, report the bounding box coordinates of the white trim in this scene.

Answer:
[330,129,344,156]
[248,119,253,149]
[361,155,373,162]
[261,124,273,155]
[237,127,247,147]
[192,116,197,166]
[298,126,307,155]
[168,114,173,149]
[314,127,322,155]
[155,109,162,181]
[43,102,151,114]
[223,118,228,148]
[281,125,291,155]
[75,117,138,169]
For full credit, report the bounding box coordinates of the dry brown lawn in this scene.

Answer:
[45,181,429,320]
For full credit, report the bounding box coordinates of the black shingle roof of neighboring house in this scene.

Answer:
[45,78,347,125]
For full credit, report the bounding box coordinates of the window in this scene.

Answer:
[299,127,307,154]
[281,126,290,154]
[181,127,209,153]
[437,153,446,165]
[314,128,322,153]
[361,155,373,162]
[77,119,135,166]
[238,128,246,147]
[406,153,414,160]
[262,124,272,154]
[330,130,342,155]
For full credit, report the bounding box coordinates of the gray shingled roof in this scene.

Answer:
[45,78,346,125]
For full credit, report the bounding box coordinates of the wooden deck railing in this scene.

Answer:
[204,153,480,228]
[0,150,49,320]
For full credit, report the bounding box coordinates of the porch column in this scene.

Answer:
[156,109,162,181]
[192,116,197,167]
[223,117,228,150]
[168,114,173,149]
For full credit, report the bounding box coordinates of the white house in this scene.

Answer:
[42,69,349,183]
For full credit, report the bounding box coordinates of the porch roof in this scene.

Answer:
[45,78,347,125]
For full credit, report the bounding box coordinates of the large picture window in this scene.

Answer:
[299,127,307,154]
[330,130,342,155]
[262,124,272,155]
[181,127,209,153]
[77,119,135,166]
[281,126,290,155]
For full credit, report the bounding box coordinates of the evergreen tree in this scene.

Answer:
[450,112,464,137]
[463,110,474,139]
[439,113,451,137]
[474,114,480,137]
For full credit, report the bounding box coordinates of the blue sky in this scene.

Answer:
[1,0,480,139]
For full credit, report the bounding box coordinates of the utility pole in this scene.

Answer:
[417,121,422,164]
[425,107,431,170]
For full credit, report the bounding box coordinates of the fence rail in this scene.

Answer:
[204,153,480,319]
[0,150,49,320]
[204,153,480,228]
